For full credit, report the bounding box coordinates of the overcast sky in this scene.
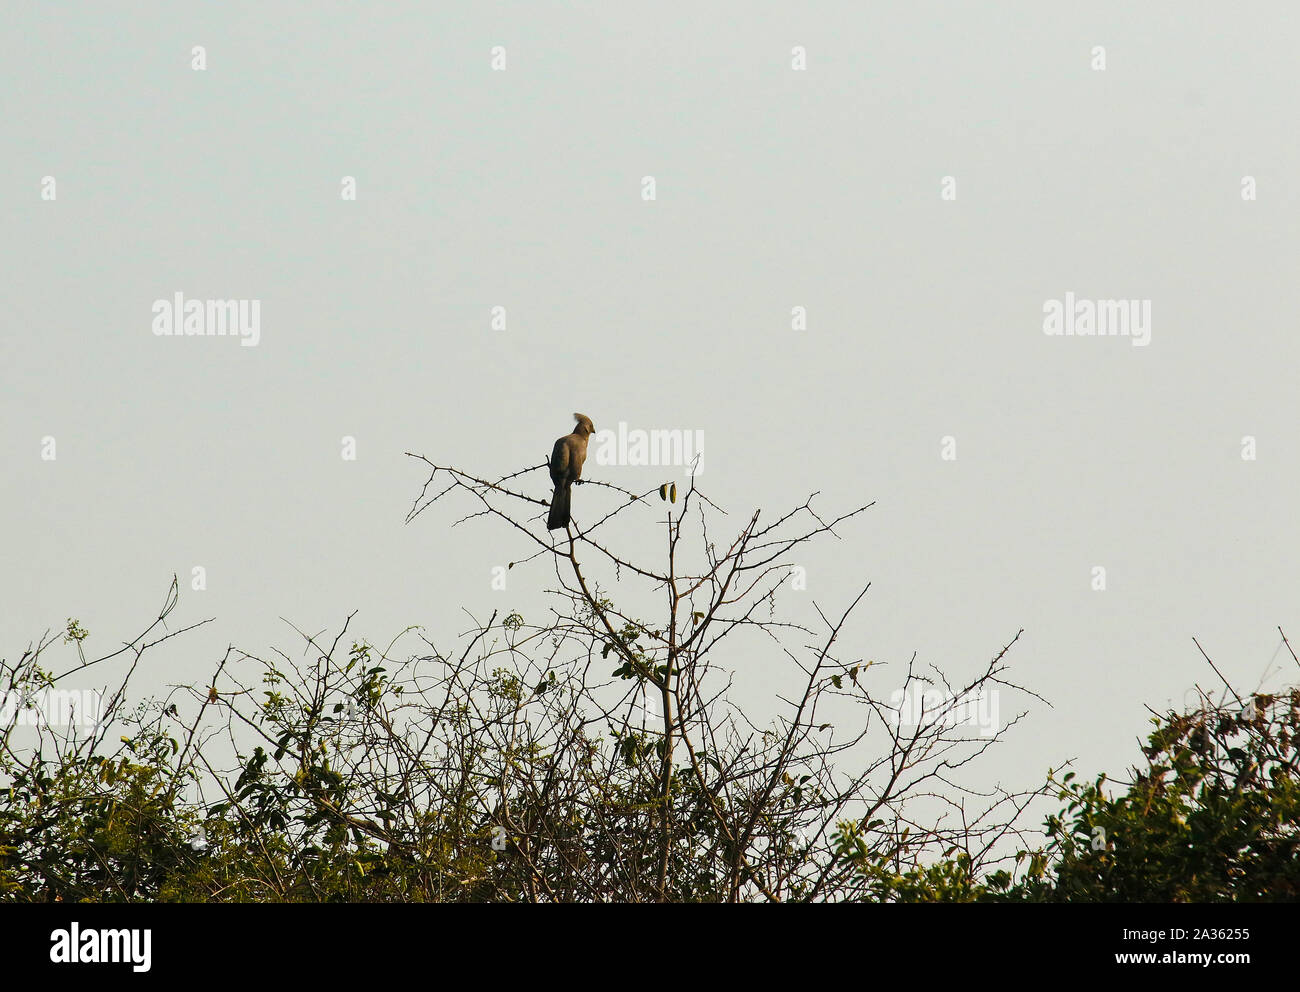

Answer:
[3,1,1298,800]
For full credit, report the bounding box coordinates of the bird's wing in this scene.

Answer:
[550,436,571,484]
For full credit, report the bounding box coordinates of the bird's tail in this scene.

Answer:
[547,483,571,530]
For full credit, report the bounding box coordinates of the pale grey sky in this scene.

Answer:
[3,1,1298,798]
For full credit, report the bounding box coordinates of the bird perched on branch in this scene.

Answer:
[548,413,595,530]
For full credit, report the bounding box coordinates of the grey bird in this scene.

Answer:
[548,413,595,530]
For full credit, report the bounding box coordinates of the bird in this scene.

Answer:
[547,413,595,530]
